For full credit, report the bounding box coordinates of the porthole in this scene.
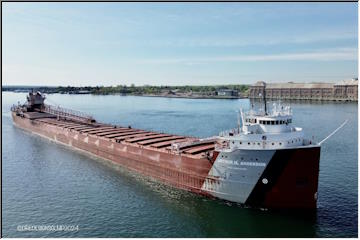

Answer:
[257,142,260,145]
[272,142,274,145]
[248,142,250,145]
[279,142,282,145]
[240,142,242,144]
[262,178,268,184]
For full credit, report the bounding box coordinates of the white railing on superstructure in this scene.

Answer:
[269,103,292,116]
[43,104,95,123]
[219,128,240,137]
[245,102,292,118]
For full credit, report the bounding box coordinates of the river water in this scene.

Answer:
[2,92,358,237]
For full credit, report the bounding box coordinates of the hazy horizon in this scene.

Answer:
[3,3,358,87]
[3,78,357,88]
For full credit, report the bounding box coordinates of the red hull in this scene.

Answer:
[12,112,214,196]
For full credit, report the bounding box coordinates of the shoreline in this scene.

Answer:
[139,94,245,100]
[3,90,357,102]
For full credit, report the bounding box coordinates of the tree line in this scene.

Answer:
[3,84,249,95]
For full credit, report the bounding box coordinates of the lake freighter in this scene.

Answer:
[11,91,321,209]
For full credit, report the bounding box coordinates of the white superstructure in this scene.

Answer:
[217,102,313,151]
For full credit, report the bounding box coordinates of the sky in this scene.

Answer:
[2,2,358,86]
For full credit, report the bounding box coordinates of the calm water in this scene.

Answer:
[2,92,358,237]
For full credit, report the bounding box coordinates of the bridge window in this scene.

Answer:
[276,120,279,124]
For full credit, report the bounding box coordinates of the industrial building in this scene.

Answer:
[249,79,358,101]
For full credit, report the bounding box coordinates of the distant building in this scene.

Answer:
[333,79,358,101]
[77,90,91,94]
[249,79,358,101]
[217,89,239,97]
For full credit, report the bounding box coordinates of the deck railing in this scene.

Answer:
[43,104,95,123]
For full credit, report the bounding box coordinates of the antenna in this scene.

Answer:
[259,84,267,115]
[240,108,245,132]
[237,110,241,133]
[263,83,267,115]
